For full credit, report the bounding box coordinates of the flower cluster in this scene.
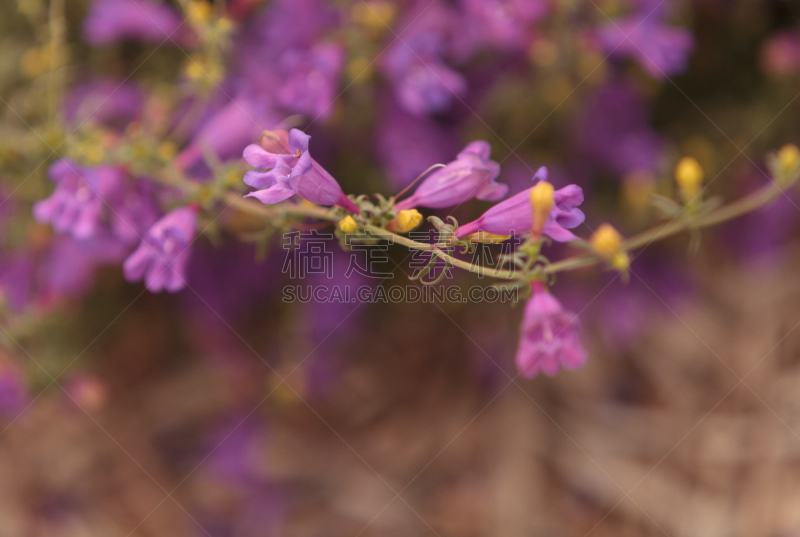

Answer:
[6,0,800,531]
[6,0,797,436]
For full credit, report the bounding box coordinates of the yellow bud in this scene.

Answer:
[467,231,511,243]
[187,1,212,23]
[591,223,623,260]
[675,157,703,204]
[530,181,554,236]
[388,209,422,233]
[185,58,206,81]
[157,141,178,161]
[338,215,358,234]
[777,144,800,176]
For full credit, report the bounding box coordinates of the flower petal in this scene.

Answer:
[458,140,491,161]
[245,184,296,204]
[290,150,313,179]
[288,128,310,153]
[554,184,584,209]
[244,170,278,189]
[243,144,278,169]
[543,222,579,242]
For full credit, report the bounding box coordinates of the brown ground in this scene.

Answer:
[2,248,800,537]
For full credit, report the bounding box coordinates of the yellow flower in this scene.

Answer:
[187,1,212,24]
[777,144,800,177]
[338,215,358,234]
[388,209,422,233]
[674,157,703,204]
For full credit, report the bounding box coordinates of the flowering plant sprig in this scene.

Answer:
[4,0,799,385]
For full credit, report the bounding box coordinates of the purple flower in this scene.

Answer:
[575,81,664,176]
[277,43,344,120]
[83,0,188,46]
[516,282,586,378]
[375,95,459,190]
[33,160,123,240]
[454,167,584,242]
[234,0,339,96]
[381,6,466,116]
[123,206,198,293]
[598,14,694,78]
[42,235,128,299]
[176,98,278,172]
[109,179,160,246]
[454,0,549,57]
[259,0,339,51]
[394,141,506,210]
[34,160,157,246]
[64,79,144,129]
[243,129,359,213]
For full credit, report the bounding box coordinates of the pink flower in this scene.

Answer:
[454,167,584,242]
[516,282,586,378]
[243,129,359,213]
[394,141,506,210]
[123,206,198,293]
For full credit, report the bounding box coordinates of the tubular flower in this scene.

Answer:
[394,141,506,210]
[176,99,276,172]
[33,159,123,240]
[243,129,359,214]
[83,0,187,46]
[516,282,587,378]
[123,206,198,293]
[277,43,345,120]
[455,167,584,242]
[598,13,694,79]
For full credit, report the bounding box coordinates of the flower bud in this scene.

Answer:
[387,209,422,233]
[675,157,703,204]
[777,144,800,183]
[338,215,358,234]
[590,223,629,271]
[530,181,554,237]
[187,1,213,24]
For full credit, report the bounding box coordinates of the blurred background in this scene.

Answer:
[1,0,800,535]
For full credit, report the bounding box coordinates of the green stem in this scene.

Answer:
[179,169,795,283]
[47,0,66,121]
